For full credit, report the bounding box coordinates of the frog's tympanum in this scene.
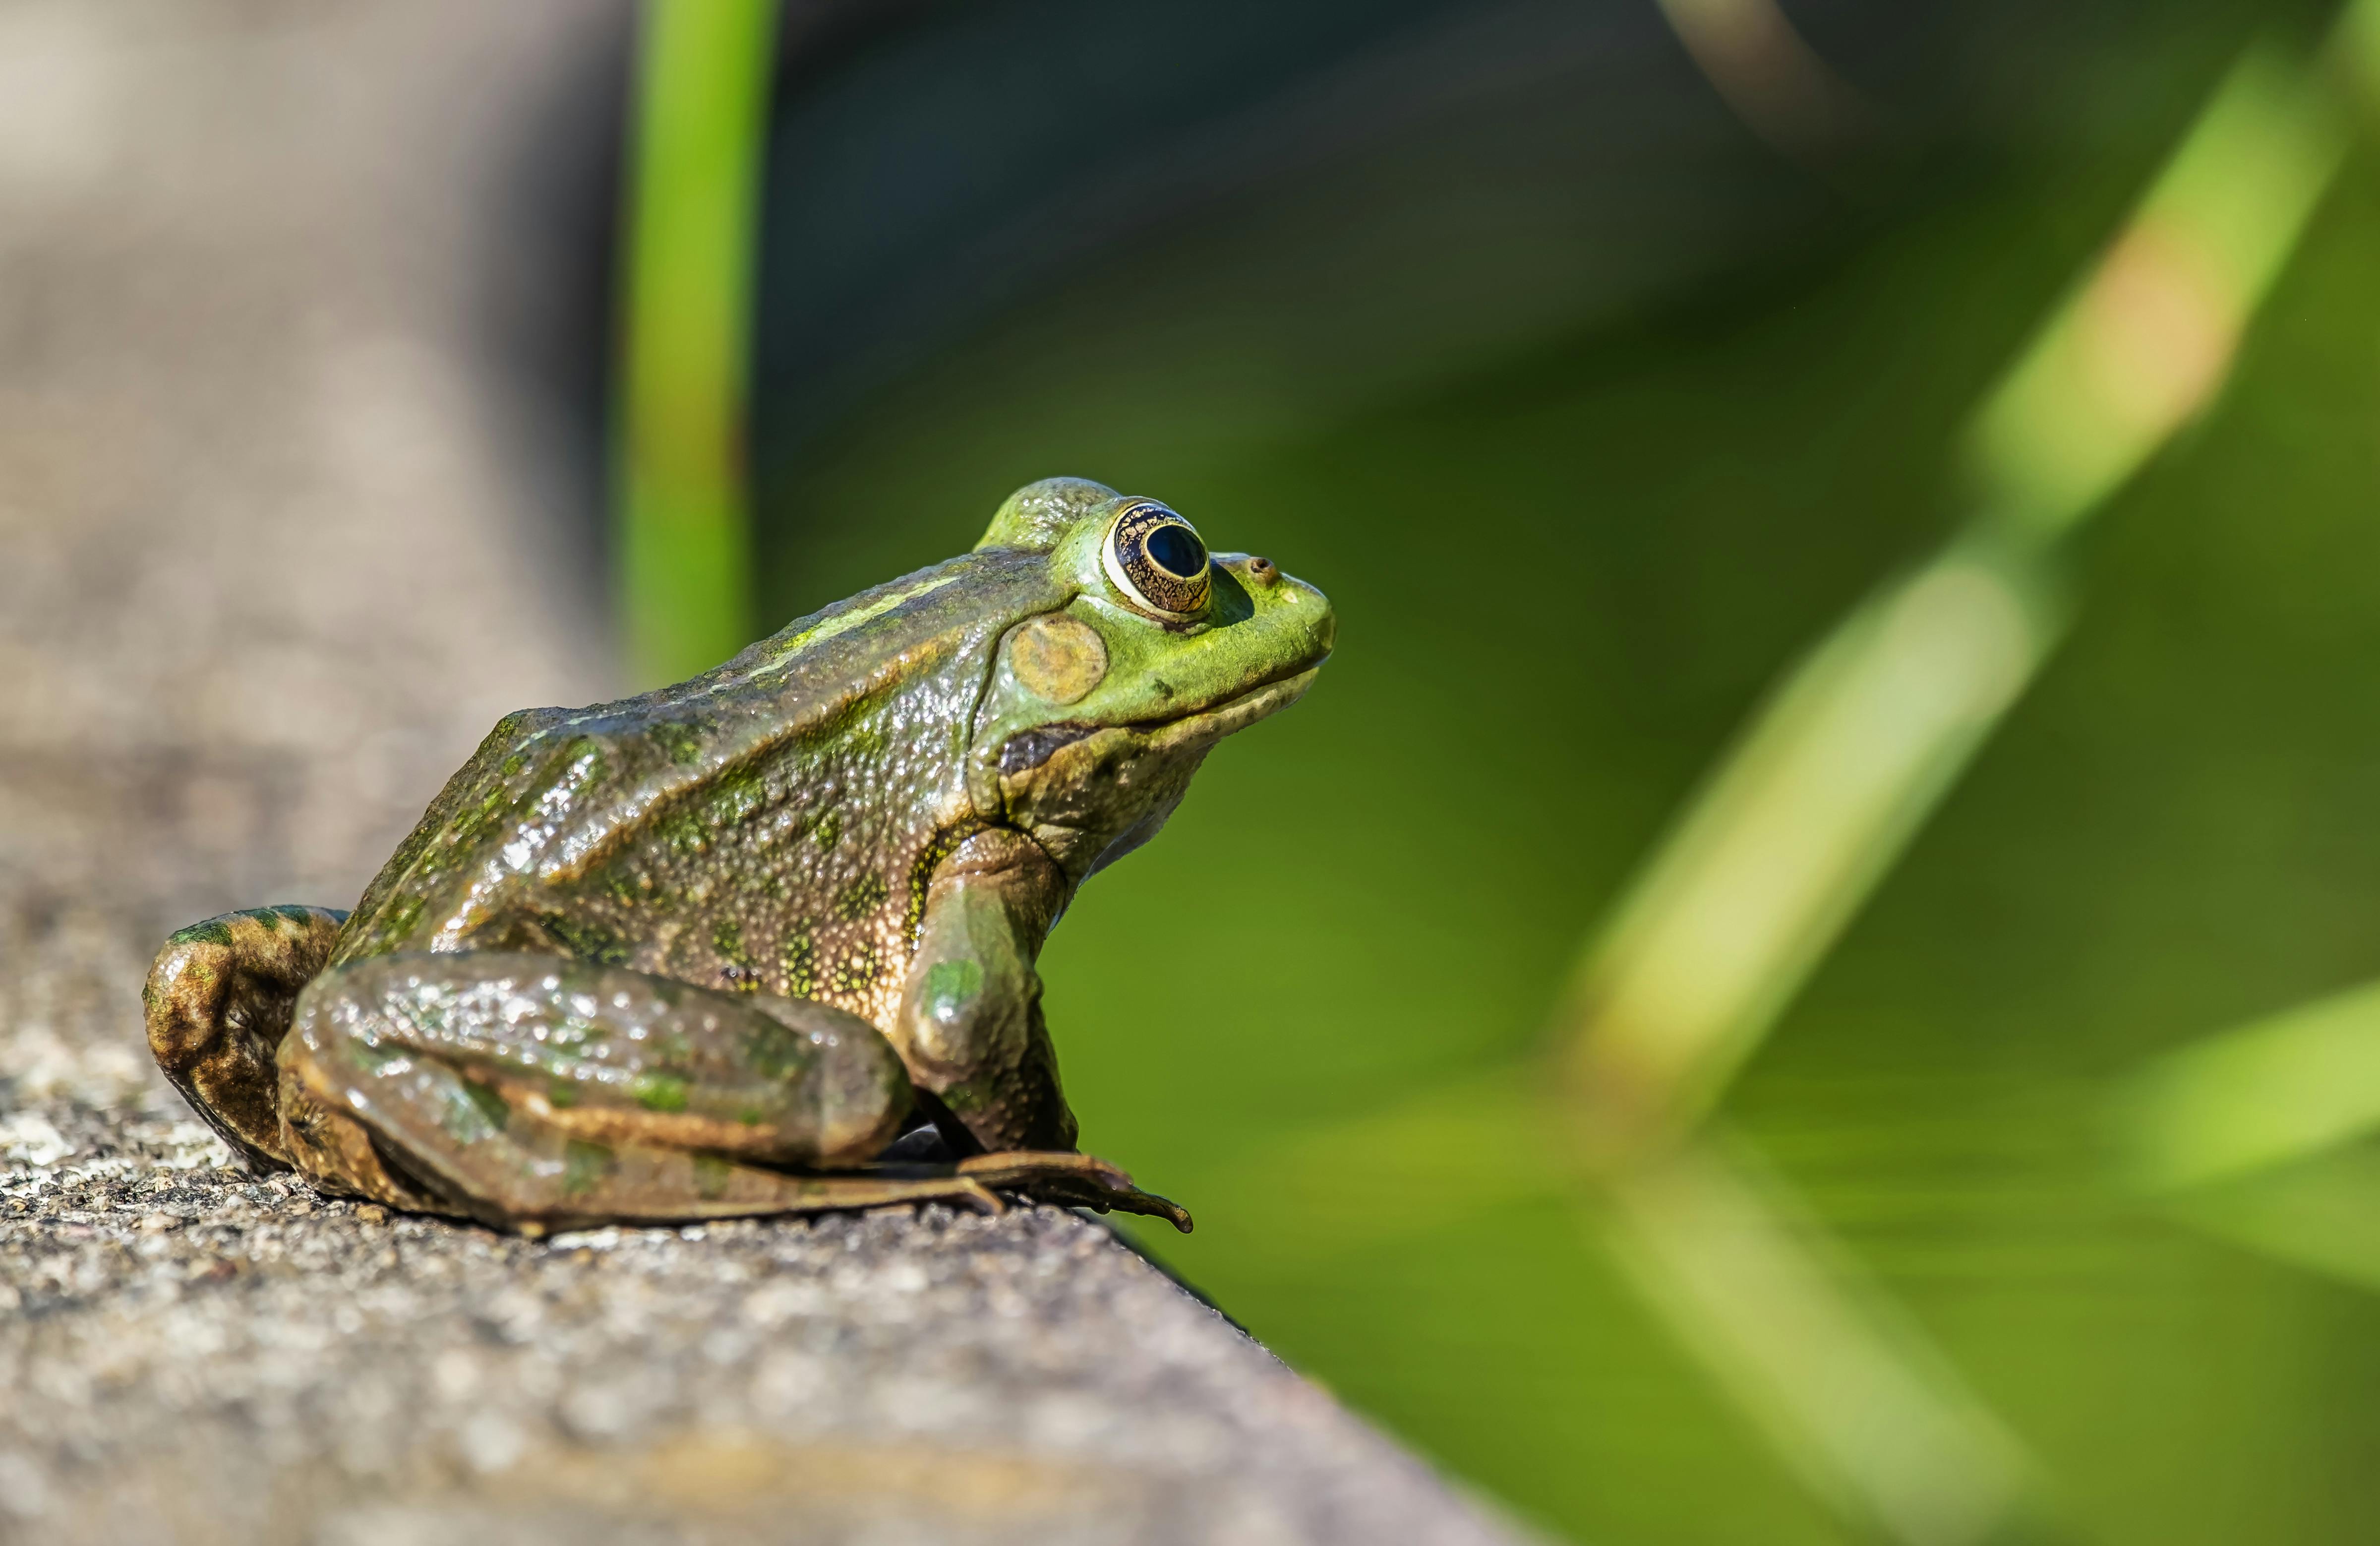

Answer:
[143,479,1331,1235]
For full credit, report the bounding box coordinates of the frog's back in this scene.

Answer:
[335,547,1065,1025]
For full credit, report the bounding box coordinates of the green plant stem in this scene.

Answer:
[617,0,779,688]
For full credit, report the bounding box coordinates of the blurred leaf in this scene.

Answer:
[2120,978,2380,1193]
[1599,1138,2041,1546]
[618,0,778,686]
[2160,1141,2380,1293]
[1558,547,2058,1163]
[1966,46,2351,542]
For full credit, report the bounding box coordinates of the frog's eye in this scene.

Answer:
[1103,502,1210,618]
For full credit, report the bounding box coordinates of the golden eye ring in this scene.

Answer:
[1102,501,1210,618]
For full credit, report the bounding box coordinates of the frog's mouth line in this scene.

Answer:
[996,663,1324,776]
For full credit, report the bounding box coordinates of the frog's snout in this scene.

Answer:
[1284,570,1336,661]
[1219,552,1332,661]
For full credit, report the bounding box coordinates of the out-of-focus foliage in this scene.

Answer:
[692,1,2380,1540]
[1544,31,2360,1545]
[617,0,776,686]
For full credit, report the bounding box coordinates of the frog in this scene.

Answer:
[141,478,1331,1236]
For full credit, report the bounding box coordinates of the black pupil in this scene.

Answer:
[1145,524,1205,578]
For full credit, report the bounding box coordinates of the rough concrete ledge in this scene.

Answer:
[0,1102,1522,1546]
[0,5,1529,1542]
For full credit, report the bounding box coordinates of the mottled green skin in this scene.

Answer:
[332,541,1059,1023]
[143,478,1332,1233]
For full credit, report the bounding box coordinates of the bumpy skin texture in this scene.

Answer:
[330,544,1067,1031]
[143,478,1333,1234]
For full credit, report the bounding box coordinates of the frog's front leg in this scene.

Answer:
[892,829,1073,1152]
[276,952,1009,1234]
[892,830,1192,1233]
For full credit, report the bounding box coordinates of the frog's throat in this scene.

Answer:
[991,665,1320,784]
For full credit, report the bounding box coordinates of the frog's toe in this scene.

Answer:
[957,1150,1193,1234]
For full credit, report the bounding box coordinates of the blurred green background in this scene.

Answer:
[624,1,2380,1540]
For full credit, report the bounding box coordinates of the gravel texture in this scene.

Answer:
[0,1105,1517,1545]
[0,4,1526,1543]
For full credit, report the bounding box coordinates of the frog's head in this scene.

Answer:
[968,477,1335,882]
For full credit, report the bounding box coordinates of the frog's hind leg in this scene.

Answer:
[143,905,349,1169]
[277,951,1012,1234]
[288,1047,1008,1235]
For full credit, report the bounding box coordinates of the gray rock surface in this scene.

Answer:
[0,4,1528,1543]
[1,1105,1513,1546]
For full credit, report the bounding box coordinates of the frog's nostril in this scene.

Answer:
[1246,556,1278,586]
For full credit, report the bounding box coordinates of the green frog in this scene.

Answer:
[142,478,1331,1236]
